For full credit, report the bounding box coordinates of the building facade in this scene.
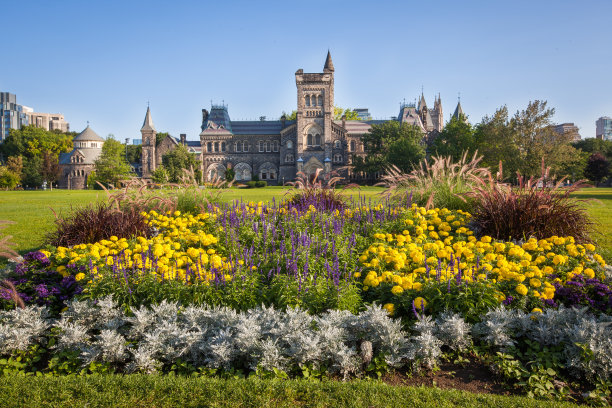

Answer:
[0,92,29,142]
[28,112,69,132]
[596,117,612,141]
[140,52,461,184]
[58,126,104,189]
[554,123,581,141]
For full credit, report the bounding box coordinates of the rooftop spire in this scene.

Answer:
[141,106,156,132]
[324,50,334,72]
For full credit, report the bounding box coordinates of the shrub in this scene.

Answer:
[245,181,258,189]
[285,168,352,212]
[468,164,593,242]
[45,202,151,247]
[378,151,490,211]
[255,181,267,188]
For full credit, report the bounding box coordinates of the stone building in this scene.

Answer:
[58,125,104,189]
[140,52,461,184]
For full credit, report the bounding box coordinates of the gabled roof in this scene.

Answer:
[73,125,104,142]
[141,107,156,132]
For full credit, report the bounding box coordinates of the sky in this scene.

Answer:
[3,0,611,142]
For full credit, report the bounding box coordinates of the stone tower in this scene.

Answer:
[295,51,335,176]
[431,94,444,132]
[141,106,157,178]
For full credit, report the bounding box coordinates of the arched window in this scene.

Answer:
[334,140,341,149]
[350,140,356,152]
[259,140,264,152]
[214,142,219,152]
[285,154,294,163]
[314,134,321,146]
[221,142,226,152]
[307,134,313,146]
[318,95,323,106]
[265,141,271,152]
[305,95,310,107]
[334,154,342,163]
[235,142,241,152]
[207,142,213,152]
[243,141,249,152]
[286,140,293,149]
[273,140,279,152]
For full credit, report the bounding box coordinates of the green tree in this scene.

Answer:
[574,138,612,160]
[161,144,201,183]
[225,167,235,182]
[430,116,477,160]
[0,126,73,160]
[0,166,20,189]
[151,166,170,184]
[281,111,297,121]
[352,121,425,174]
[334,107,360,120]
[156,132,170,146]
[22,156,44,188]
[41,151,61,190]
[584,152,610,186]
[6,156,23,181]
[93,137,134,187]
[126,144,142,164]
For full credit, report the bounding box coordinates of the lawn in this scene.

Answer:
[0,186,609,261]
[0,375,586,408]
[0,186,384,255]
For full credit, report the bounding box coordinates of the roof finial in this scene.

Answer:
[147,100,149,108]
[87,120,89,127]
[458,92,461,103]
[324,50,334,71]
[421,85,424,96]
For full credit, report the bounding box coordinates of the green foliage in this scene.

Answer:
[93,138,134,187]
[430,116,477,161]
[0,166,20,189]
[584,153,610,186]
[21,156,44,188]
[125,144,141,164]
[156,132,170,146]
[333,106,360,120]
[353,121,425,174]
[474,101,583,181]
[161,144,201,183]
[225,168,235,182]
[0,126,73,160]
[282,111,297,121]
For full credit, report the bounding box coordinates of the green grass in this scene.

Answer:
[0,186,609,263]
[0,375,587,408]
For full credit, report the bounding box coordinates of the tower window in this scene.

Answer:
[314,134,321,146]
[285,153,294,163]
[286,140,293,149]
[307,134,313,146]
[221,142,226,152]
[305,95,310,107]
[214,142,219,152]
[318,95,323,106]
[243,141,249,152]
[334,140,341,149]
[235,142,241,152]
[350,141,356,152]
[273,140,279,152]
[265,141,271,152]
[207,142,212,152]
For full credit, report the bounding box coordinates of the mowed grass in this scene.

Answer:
[0,186,610,263]
[0,375,586,408]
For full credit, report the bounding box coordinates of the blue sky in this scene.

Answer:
[3,0,611,142]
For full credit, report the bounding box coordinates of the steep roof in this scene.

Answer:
[453,101,467,121]
[73,125,104,142]
[59,148,101,165]
[324,50,334,71]
[141,107,156,132]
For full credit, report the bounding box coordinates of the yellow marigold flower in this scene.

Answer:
[414,297,427,310]
[529,278,542,288]
[383,303,395,316]
[391,285,404,295]
[583,268,595,279]
[515,284,528,296]
[412,282,423,291]
[75,273,85,281]
[531,308,543,314]
[110,236,118,242]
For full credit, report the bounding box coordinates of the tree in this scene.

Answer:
[6,156,23,181]
[584,153,610,186]
[41,151,61,190]
[0,126,73,160]
[0,166,20,190]
[225,168,235,182]
[22,156,43,188]
[430,116,477,161]
[574,138,612,160]
[333,107,360,120]
[93,138,134,187]
[160,144,201,183]
[352,121,425,175]
[126,144,142,164]
[281,111,297,121]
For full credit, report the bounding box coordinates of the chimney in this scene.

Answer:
[281,114,286,128]
[341,114,346,129]
[180,134,186,145]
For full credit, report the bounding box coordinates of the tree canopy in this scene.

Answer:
[352,121,425,175]
[430,116,477,161]
[159,144,201,183]
[92,138,133,187]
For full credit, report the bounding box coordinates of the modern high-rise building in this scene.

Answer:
[354,108,371,121]
[0,92,29,142]
[554,123,581,141]
[596,117,612,141]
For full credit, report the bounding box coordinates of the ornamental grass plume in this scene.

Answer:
[45,201,152,247]
[467,160,594,243]
[0,220,25,309]
[285,168,357,212]
[378,151,491,211]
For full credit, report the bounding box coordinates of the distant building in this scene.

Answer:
[132,139,142,145]
[554,123,581,141]
[58,126,105,189]
[596,117,612,141]
[354,108,371,121]
[28,112,69,132]
[0,92,29,142]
